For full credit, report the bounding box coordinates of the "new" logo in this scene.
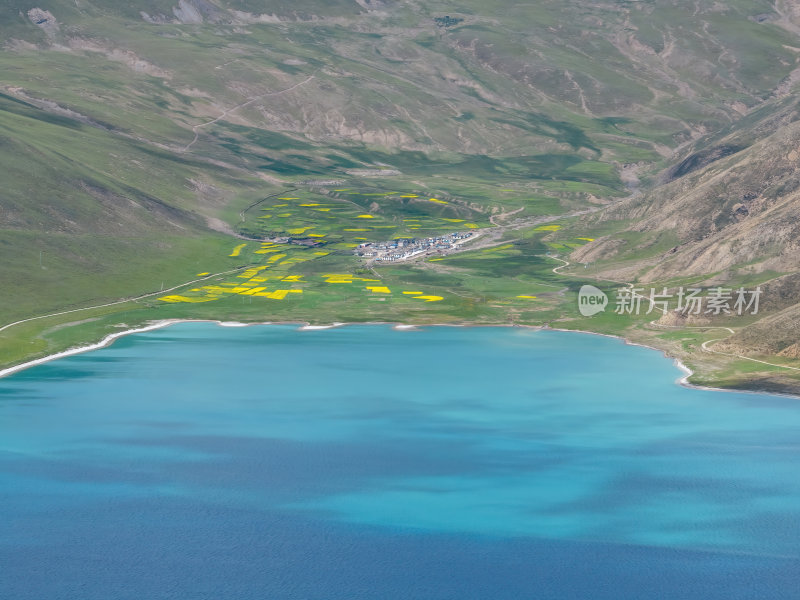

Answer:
[577,285,608,317]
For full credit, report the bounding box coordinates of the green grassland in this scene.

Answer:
[0,188,580,369]
[2,0,800,394]
[3,194,799,395]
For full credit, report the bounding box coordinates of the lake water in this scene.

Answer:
[1,323,799,599]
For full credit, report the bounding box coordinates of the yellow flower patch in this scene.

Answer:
[229,243,247,257]
[238,266,268,278]
[323,273,378,284]
[159,295,216,303]
[366,286,391,293]
[238,287,267,296]
[253,289,303,300]
[324,274,354,283]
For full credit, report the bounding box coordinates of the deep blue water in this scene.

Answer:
[1,323,799,599]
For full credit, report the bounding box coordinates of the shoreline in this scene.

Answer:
[0,318,797,400]
[539,325,800,401]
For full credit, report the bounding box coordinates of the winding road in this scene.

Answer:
[548,257,800,373]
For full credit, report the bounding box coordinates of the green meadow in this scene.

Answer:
[2,0,799,394]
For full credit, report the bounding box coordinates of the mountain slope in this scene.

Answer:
[0,90,249,322]
[565,92,800,385]
[1,0,800,391]
[573,102,800,281]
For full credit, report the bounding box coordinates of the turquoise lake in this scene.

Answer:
[1,323,799,598]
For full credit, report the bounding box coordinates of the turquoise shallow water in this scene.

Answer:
[1,323,799,599]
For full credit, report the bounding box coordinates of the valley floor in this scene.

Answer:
[2,184,798,396]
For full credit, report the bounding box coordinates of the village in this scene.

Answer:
[354,231,475,262]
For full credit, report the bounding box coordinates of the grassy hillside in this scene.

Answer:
[558,92,800,392]
[0,0,799,392]
[0,89,257,322]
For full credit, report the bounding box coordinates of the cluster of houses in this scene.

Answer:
[354,231,474,262]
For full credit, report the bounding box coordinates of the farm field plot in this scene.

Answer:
[158,185,495,308]
[146,187,598,328]
[238,187,489,243]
